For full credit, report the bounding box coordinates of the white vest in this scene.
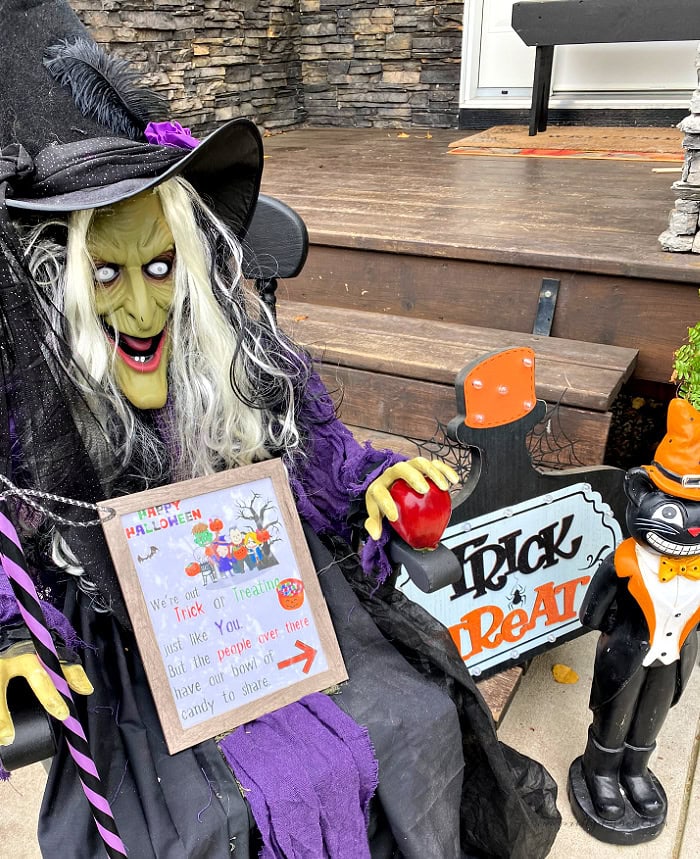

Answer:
[635,543,700,666]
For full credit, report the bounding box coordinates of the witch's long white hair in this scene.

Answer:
[24,177,309,484]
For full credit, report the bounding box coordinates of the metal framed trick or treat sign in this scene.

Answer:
[100,459,347,753]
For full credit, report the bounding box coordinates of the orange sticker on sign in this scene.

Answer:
[462,347,536,429]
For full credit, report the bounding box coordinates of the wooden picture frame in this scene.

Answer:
[99,459,347,753]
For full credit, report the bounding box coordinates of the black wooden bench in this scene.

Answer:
[511,0,700,135]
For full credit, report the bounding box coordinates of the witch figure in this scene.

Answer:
[0,2,561,857]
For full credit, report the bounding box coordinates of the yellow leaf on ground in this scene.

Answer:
[292,315,309,322]
[425,132,433,139]
[552,663,579,684]
[397,132,410,139]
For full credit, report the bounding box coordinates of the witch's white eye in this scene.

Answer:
[94,264,119,284]
[145,259,172,279]
[652,504,684,527]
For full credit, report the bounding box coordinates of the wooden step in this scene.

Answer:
[475,666,523,726]
[346,426,422,459]
[279,300,638,467]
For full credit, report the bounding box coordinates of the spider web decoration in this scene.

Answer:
[527,399,585,470]
[410,401,584,482]
[408,421,473,494]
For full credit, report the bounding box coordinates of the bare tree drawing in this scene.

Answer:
[237,492,282,568]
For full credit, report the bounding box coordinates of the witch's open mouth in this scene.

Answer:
[103,324,167,372]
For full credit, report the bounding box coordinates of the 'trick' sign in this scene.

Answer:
[398,348,627,679]
[401,482,621,677]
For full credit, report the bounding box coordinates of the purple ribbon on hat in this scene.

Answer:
[144,121,200,150]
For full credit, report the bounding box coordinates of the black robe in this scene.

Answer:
[37,526,561,859]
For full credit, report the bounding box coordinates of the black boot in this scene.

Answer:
[620,743,667,819]
[581,729,625,821]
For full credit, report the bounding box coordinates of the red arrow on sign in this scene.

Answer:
[277,640,317,675]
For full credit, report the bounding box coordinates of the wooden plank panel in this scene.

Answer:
[537,401,612,470]
[279,301,636,373]
[346,426,422,460]
[277,245,690,385]
[317,365,612,467]
[278,244,547,332]
[262,129,696,285]
[319,364,451,441]
[476,667,523,726]
[279,301,637,412]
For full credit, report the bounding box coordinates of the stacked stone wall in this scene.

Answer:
[72,1,462,134]
[299,1,463,128]
[72,0,306,134]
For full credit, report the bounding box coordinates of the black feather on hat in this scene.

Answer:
[43,37,167,141]
[0,0,263,238]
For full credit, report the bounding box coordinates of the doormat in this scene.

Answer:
[448,125,684,162]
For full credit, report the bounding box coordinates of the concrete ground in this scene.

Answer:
[1,632,698,857]
[1,760,45,859]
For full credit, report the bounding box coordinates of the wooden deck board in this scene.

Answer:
[261,128,699,386]
[261,128,697,284]
[346,426,421,460]
[314,363,612,467]
[475,667,524,726]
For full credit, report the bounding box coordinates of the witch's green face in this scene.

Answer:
[87,193,175,409]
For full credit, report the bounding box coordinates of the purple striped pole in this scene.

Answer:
[0,504,128,858]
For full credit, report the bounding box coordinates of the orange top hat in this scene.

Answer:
[644,397,700,501]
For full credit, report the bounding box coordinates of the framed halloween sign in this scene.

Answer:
[99,459,347,753]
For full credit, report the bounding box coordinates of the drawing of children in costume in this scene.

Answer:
[229,527,249,573]
[243,531,264,570]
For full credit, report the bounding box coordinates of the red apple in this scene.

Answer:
[387,477,452,550]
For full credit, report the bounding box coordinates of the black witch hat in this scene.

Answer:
[0,0,263,626]
[0,0,263,237]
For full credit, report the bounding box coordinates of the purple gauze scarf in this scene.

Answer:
[219,692,377,859]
